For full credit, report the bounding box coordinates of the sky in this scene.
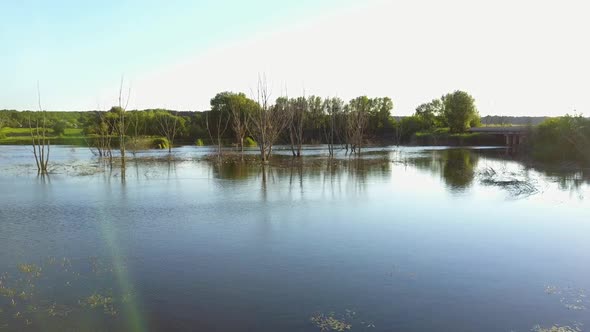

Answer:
[1,0,589,116]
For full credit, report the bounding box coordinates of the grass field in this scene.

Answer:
[412,128,501,145]
[0,127,88,145]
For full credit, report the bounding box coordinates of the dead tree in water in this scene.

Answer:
[93,110,114,163]
[206,109,230,159]
[288,96,306,157]
[323,97,344,157]
[345,97,370,156]
[156,110,180,154]
[115,77,131,168]
[248,76,291,162]
[229,97,250,156]
[30,83,50,174]
[395,118,403,147]
[128,110,145,157]
[210,92,255,158]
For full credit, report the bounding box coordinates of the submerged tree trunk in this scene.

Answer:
[30,83,50,174]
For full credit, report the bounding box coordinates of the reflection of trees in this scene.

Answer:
[407,154,444,175]
[441,149,479,190]
[545,170,589,198]
[211,162,256,180]
[406,149,478,191]
[206,156,392,199]
[288,161,304,196]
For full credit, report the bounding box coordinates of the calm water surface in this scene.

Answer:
[0,145,589,331]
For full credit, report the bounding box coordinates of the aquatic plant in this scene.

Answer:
[81,293,117,315]
[310,312,352,332]
[309,309,377,331]
[544,285,587,311]
[17,264,42,278]
[532,324,582,332]
[151,137,170,150]
[478,166,540,198]
[244,136,257,147]
[0,257,131,329]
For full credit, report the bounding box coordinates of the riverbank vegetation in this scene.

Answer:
[1,88,588,164]
[0,89,478,149]
[528,114,590,164]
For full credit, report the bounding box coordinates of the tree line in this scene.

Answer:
[1,89,480,153]
[3,87,589,167]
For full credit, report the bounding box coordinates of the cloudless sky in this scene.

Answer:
[1,0,589,116]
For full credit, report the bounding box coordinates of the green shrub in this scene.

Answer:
[530,115,590,163]
[244,137,257,147]
[152,137,169,150]
[195,138,205,146]
[127,137,153,151]
[52,121,67,136]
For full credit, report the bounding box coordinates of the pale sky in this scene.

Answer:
[1,0,589,116]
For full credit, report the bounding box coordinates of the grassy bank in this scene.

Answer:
[0,127,172,149]
[411,128,502,146]
[0,127,89,146]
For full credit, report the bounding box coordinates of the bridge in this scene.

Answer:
[468,126,529,148]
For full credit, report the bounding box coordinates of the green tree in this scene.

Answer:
[442,91,479,133]
[52,120,67,136]
[415,98,445,129]
[210,92,257,153]
[531,115,590,162]
[0,113,6,139]
[370,97,394,130]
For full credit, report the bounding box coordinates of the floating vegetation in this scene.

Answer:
[310,312,351,332]
[17,264,42,278]
[310,310,375,331]
[89,256,115,275]
[532,323,583,332]
[81,293,117,316]
[478,167,541,198]
[46,303,73,317]
[545,285,587,311]
[0,257,132,330]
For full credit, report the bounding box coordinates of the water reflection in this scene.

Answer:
[1,146,589,331]
[441,149,479,190]
[209,157,393,200]
[405,149,478,191]
[212,162,257,181]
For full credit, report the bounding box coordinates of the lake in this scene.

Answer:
[0,145,589,332]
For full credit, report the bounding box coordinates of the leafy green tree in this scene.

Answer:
[210,92,257,152]
[442,91,479,133]
[369,97,394,130]
[52,120,67,136]
[531,115,590,162]
[396,115,431,143]
[306,96,324,142]
[415,98,445,129]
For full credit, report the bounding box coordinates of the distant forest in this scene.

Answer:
[2,89,588,164]
[391,115,549,126]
